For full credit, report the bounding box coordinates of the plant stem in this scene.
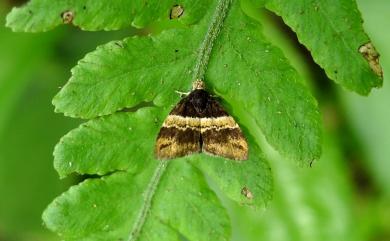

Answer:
[128,1,232,239]
[127,160,168,241]
[192,0,232,81]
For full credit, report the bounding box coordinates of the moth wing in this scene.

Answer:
[155,98,202,160]
[201,99,248,161]
[202,124,248,160]
[155,126,201,160]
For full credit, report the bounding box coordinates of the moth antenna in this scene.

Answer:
[175,90,190,97]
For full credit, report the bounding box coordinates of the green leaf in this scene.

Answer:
[6,0,211,32]
[48,0,315,229]
[52,31,196,118]
[231,133,361,241]
[52,1,321,164]
[53,108,163,178]
[193,139,273,208]
[49,106,271,240]
[206,2,321,163]
[44,159,231,241]
[265,0,383,95]
[54,107,272,207]
[47,0,316,238]
[5,0,384,239]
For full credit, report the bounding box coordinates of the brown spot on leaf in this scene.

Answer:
[359,42,383,78]
[170,5,184,19]
[241,186,253,200]
[61,10,74,24]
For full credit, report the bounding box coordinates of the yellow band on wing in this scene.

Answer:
[162,115,239,132]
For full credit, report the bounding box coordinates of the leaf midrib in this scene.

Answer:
[125,0,233,240]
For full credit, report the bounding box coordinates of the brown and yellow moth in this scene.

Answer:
[155,80,248,161]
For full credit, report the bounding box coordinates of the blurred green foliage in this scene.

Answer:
[0,4,70,241]
[0,0,389,241]
[0,3,133,240]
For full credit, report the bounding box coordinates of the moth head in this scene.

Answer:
[192,79,205,90]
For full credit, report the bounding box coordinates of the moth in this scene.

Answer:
[155,80,248,161]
